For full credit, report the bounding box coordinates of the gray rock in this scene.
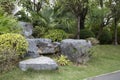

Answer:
[26,38,60,57]
[19,21,33,38]
[27,39,39,58]
[60,39,92,64]
[19,56,58,71]
[37,41,60,55]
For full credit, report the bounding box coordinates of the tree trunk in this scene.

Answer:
[77,16,81,39]
[114,17,118,45]
[33,0,36,11]
[80,6,88,29]
[97,0,104,39]
[97,27,103,39]
[97,23,104,39]
[80,16,85,29]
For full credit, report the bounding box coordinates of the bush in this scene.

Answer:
[0,33,28,55]
[55,55,70,66]
[99,30,112,44]
[80,29,95,39]
[0,49,19,73]
[0,33,28,73]
[44,29,68,42]
[86,37,99,45]
[32,26,46,38]
[0,8,21,34]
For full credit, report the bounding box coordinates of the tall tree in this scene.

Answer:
[18,0,49,27]
[58,0,89,39]
[109,0,120,45]
[88,0,112,39]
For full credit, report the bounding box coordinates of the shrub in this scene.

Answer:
[99,30,112,44]
[86,37,99,45]
[0,49,19,73]
[44,29,68,42]
[0,33,28,56]
[0,33,28,73]
[32,26,46,38]
[0,8,21,34]
[55,55,70,66]
[80,29,95,39]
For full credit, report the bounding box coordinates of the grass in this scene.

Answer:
[0,45,120,80]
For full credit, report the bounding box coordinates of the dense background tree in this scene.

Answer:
[0,0,15,14]
[16,0,76,38]
[109,0,120,45]
[87,0,112,38]
[2,0,120,44]
[57,0,89,39]
[17,0,49,27]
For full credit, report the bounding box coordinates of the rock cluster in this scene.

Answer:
[19,39,92,71]
[27,38,60,58]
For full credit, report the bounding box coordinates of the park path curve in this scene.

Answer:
[86,70,120,80]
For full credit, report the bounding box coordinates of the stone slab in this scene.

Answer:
[19,56,58,71]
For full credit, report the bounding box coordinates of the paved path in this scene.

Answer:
[87,70,120,80]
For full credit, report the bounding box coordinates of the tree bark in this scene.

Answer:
[77,16,81,39]
[97,0,104,39]
[114,17,118,45]
[33,0,36,11]
[80,16,85,29]
[80,6,88,29]
[97,23,104,39]
[97,27,102,39]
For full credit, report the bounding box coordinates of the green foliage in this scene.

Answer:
[19,0,49,13]
[32,26,46,38]
[55,55,70,66]
[80,29,95,39]
[99,29,112,44]
[91,26,99,37]
[0,0,14,14]
[44,29,68,42]
[0,8,21,34]
[0,33,28,56]
[88,4,110,28]
[15,10,31,22]
[18,0,49,26]
[60,0,88,17]
[86,37,99,45]
[0,48,19,73]
[16,1,77,35]
[0,33,28,73]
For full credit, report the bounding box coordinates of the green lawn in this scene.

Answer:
[0,45,120,80]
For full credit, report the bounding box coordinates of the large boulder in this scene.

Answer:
[27,38,60,58]
[19,56,58,71]
[60,39,92,64]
